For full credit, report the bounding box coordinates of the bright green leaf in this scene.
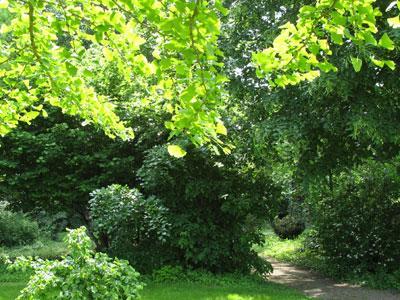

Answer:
[350,57,363,72]
[371,57,385,67]
[384,60,396,70]
[378,33,395,50]
[388,16,400,28]
[216,122,227,135]
[167,145,187,158]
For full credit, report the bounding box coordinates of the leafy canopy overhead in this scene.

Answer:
[0,0,228,150]
[253,0,399,87]
[0,0,399,151]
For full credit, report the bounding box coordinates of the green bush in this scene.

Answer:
[272,215,305,240]
[0,202,39,247]
[310,158,400,274]
[6,227,143,300]
[89,184,171,271]
[137,145,276,275]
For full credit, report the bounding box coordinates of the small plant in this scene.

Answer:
[272,215,305,240]
[5,227,143,299]
[0,202,39,247]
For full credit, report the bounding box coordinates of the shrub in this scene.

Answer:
[137,145,277,274]
[310,158,400,274]
[0,202,39,247]
[272,215,305,239]
[5,227,143,300]
[89,184,170,271]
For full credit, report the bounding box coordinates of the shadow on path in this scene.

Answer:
[267,257,400,300]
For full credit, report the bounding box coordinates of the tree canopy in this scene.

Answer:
[0,0,399,154]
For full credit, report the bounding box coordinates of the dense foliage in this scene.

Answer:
[310,158,400,273]
[89,184,170,271]
[0,202,39,247]
[6,227,143,300]
[137,145,277,274]
[1,1,399,151]
[0,111,138,220]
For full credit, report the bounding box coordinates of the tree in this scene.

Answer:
[0,0,228,152]
[1,0,398,153]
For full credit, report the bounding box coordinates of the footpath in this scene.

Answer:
[267,257,400,300]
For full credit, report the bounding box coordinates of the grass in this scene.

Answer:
[0,280,310,300]
[140,282,310,300]
[0,283,26,300]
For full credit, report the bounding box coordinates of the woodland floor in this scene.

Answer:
[267,257,400,300]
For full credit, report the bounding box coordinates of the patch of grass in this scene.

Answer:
[0,278,310,300]
[0,282,26,300]
[141,282,310,300]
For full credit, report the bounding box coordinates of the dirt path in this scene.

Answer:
[267,257,400,300]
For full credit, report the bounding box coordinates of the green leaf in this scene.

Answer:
[371,57,385,67]
[362,31,377,46]
[388,16,400,28]
[216,122,227,135]
[378,33,395,50]
[331,12,347,26]
[330,32,343,45]
[167,145,187,158]
[350,57,362,72]
[65,62,78,76]
[384,60,396,70]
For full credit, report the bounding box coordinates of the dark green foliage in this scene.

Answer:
[137,145,276,274]
[0,203,39,247]
[310,158,400,274]
[149,265,267,287]
[0,111,139,222]
[89,185,170,272]
[272,215,305,240]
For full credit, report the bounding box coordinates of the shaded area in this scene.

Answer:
[267,258,400,300]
